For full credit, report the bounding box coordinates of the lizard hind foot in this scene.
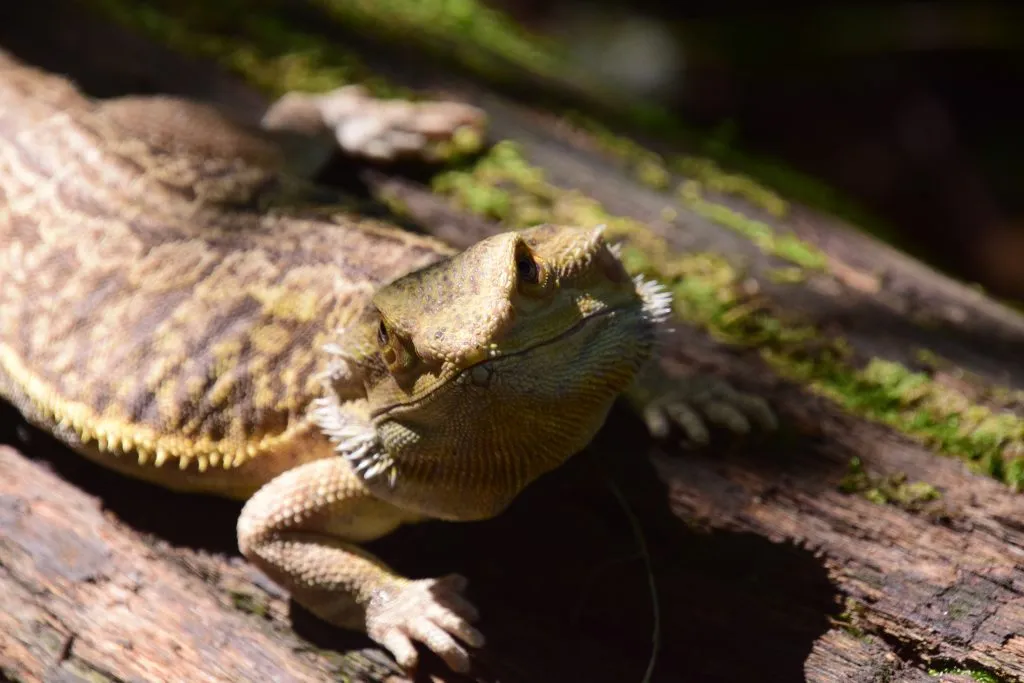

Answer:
[366,574,485,674]
[640,374,777,445]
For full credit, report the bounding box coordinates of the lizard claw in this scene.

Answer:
[640,374,777,444]
[367,574,485,673]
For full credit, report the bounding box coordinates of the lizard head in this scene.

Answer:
[322,224,672,520]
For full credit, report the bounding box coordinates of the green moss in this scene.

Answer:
[679,180,828,270]
[314,0,844,234]
[832,597,871,640]
[634,154,672,191]
[573,117,791,216]
[229,590,270,618]
[851,360,1024,487]
[300,0,984,283]
[768,267,809,284]
[928,663,1005,683]
[915,350,1024,415]
[782,356,1023,490]
[565,114,890,245]
[839,457,943,513]
[675,156,788,217]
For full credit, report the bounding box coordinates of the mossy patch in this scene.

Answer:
[675,156,788,217]
[678,180,828,270]
[569,115,789,216]
[229,589,270,618]
[562,114,890,250]
[928,663,1007,683]
[831,596,870,639]
[849,360,1024,488]
[839,457,944,515]
[916,349,1024,415]
[768,267,809,284]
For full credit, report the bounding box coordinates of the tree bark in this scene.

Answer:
[0,2,1022,682]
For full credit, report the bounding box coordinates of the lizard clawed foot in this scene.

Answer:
[366,574,485,673]
[264,86,487,162]
[637,375,777,445]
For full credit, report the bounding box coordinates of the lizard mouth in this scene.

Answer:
[369,304,644,419]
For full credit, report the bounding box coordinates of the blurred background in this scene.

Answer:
[488,1,1024,303]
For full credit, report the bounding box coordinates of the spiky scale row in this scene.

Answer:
[311,394,398,488]
[634,273,674,327]
[4,340,274,473]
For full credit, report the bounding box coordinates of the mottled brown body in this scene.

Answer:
[0,51,451,495]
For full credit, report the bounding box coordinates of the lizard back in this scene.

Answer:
[0,50,452,490]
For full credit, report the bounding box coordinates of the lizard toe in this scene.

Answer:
[645,400,709,443]
[699,399,752,434]
[408,616,471,672]
[379,631,420,671]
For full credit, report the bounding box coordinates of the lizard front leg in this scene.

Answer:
[237,456,484,672]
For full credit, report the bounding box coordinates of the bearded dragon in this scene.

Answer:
[0,49,774,674]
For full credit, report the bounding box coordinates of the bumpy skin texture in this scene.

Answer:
[0,51,771,673]
[0,51,463,496]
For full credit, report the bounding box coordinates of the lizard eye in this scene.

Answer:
[377,320,390,346]
[516,250,539,284]
[514,242,550,297]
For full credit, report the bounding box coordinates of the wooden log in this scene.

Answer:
[0,443,399,683]
[0,2,1021,682]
